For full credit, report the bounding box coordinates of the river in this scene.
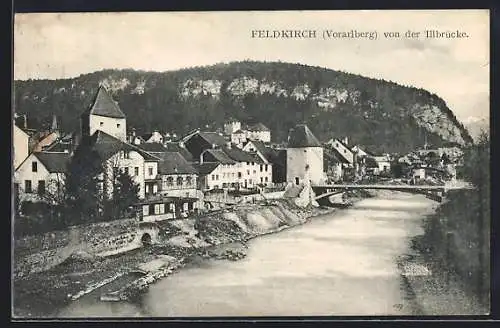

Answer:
[55,192,438,317]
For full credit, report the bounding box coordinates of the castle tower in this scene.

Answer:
[224,118,241,135]
[286,124,324,186]
[80,85,127,141]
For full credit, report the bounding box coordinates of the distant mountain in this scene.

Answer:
[463,116,489,142]
[13,61,473,154]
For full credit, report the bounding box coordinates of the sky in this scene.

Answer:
[14,10,490,124]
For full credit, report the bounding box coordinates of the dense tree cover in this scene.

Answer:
[416,131,490,306]
[13,61,472,154]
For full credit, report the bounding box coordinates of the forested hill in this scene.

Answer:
[13,61,473,154]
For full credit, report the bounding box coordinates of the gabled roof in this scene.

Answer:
[137,142,168,153]
[245,140,276,162]
[232,129,245,134]
[203,149,237,164]
[288,124,321,148]
[85,85,126,119]
[35,152,70,173]
[247,122,270,132]
[80,130,159,162]
[223,146,264,163]
[325,147,350,165]
[156,152,198,175]
[198,131,227,146]
[164,142,194,162]
[192,162,221,175]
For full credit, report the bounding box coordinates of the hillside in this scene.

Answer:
[13,61,473,154]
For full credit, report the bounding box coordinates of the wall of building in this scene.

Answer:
[246,130,271,143]
[104,150,148,199]
[286,147,325,185]
[13,125,30,170]
[89,114,127,141]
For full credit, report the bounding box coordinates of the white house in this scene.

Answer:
[143,130,164,144]
[14,152,70,204]
[286,124,325,186]
[13,123,31,170]
[245,123,271,143]
[372,155,392,175]
[242,140,273,185]
[80,85,127,142]
[231,129,247,146]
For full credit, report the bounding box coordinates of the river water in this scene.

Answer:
[55,192,437,317]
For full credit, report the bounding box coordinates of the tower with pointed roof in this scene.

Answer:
[286,124,324,186]
[80,85,127,142]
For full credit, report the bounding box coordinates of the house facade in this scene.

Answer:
[14,152,70,204]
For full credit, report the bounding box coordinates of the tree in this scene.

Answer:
[109,168,140,220]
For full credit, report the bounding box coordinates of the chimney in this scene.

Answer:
[343,136,349,145]
[132,128,136,137]
[23,114,28,129]
[199,150,205,165]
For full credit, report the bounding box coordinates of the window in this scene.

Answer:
[212,175,215,181]
[186,176,192,186]
[32,162,37,172]
[260,177,263,183]
[177,176,183,186]
[124,151,130,159]
[265,177,268,182]
[145,184,150,193]
[159,203,165,214]
[166,176,174,186]
[25,180,32,193]
[232,172,235,178]
[344,149,346,153]
[100,122,104,127]
[265,165,268,172]
[246,162,249,165]
[253,170,256,174]
[37,180,45,194]
[154,204,160,214]
[117,124,121,128]
[148,167,154,176]
[247,170,250,175]
[260,165,263,172]
[153,184,158,194]
[143,205,149,216]
[183,203,189,211]
[135,167,139,176]
[169,203,175,212]
[238,172,242,178]
[222,183,227,188]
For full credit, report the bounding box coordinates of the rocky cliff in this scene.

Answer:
[13,61,473,153]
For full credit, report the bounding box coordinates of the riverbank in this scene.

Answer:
[13,198,338,318]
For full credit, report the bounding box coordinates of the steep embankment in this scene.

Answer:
[13,61,472,153]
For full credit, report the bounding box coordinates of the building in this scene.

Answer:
[135,195,200,222]
[324,147,350,182]
[286,124,325,186]
[143,130,164,144]
[14,152,70,204]
[230,129,247,146]
[13,123,31,170]
[224,119,242,135]
[372,154,392,175]
[183,131,227,160]
[242,140,273,185]
[326,137,355,165]
[74,130,161,200]
[80,85,127,142]
[245,123,271,143]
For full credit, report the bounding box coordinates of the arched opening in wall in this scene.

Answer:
[141,233,152,246]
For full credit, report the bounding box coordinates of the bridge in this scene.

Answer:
[312,182,474,202]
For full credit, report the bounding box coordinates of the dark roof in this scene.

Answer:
[287,124,321,148]
[164,142,194,162]
[247,122,270,132]
[142,133,153,141]
[43,140,72,152]
[36,152,70,173]
[192,162,220,175]
[325,147,350,165]
[233,129,245,134]
[86,86,126,119]
[157,152,198,175]
[137,142,168,152]
[223,147,264,163]
[245,140,276,162]
[204,149,237,164]
[82,130,159,162]
[364,156,379,168]
[198,132,227,146]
